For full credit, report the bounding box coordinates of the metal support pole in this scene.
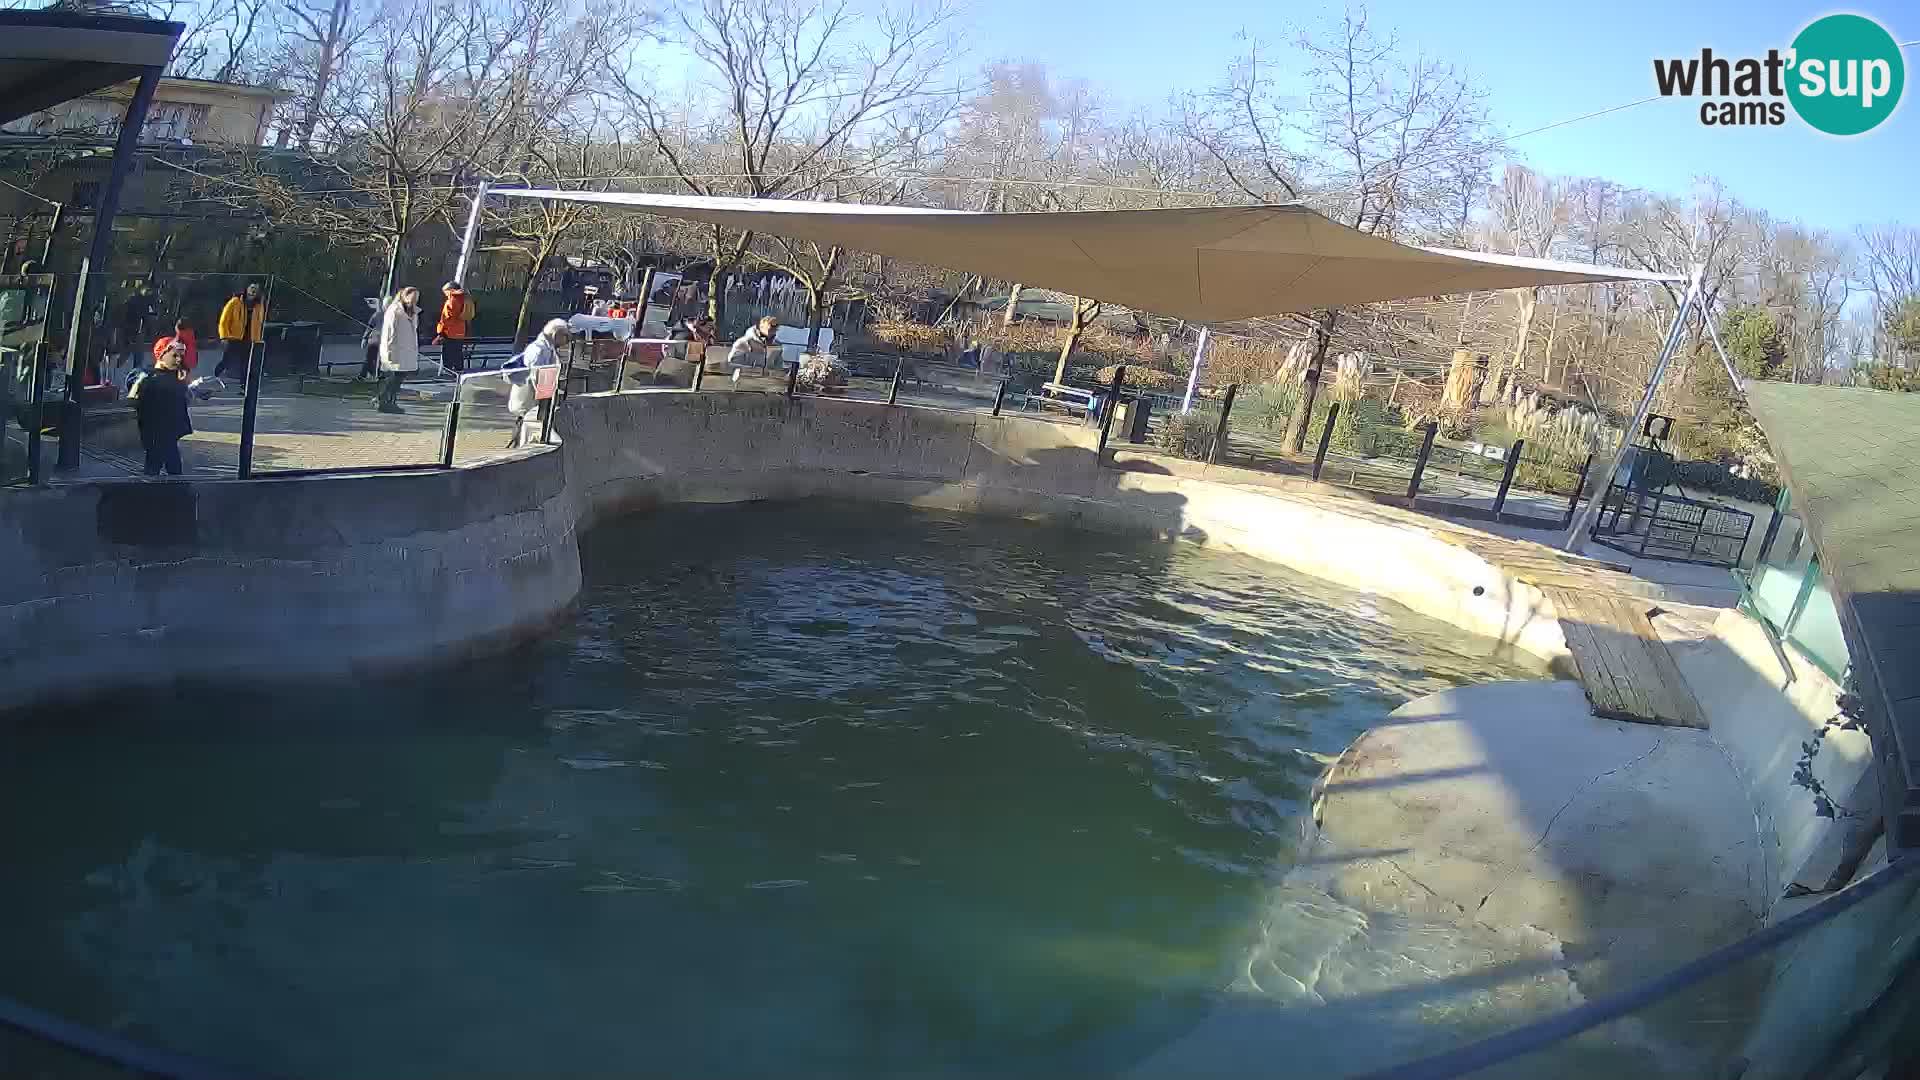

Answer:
[58,68,161,470]
[1207,383,1238,466]
[1181,326,1209,414]
[538,396,556,445]
[452,180,490,286]
[1312,402,1340,481]
[613,347,628,393]
[992,378,1009,416]
[690,346,705,392]
[1564,453,1595,529]
[888,358,903,405]
[1563,266,1703,551]
[1096,365,1126,463]
[439,399,461,468]
[236,342,264,479]
[785,358,799,399]
[25,341,47,484]
[1493,438,1525,520]
[1407,421,1439,500]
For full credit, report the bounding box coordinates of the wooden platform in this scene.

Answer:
[1539,585,1706,729]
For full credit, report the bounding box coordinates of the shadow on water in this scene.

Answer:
[0,494,1551,1080]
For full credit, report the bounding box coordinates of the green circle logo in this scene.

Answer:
[1787,14,1904,135]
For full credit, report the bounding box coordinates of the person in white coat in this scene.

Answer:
[504,318,568,447]
[375,286,421,414]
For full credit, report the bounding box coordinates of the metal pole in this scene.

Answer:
[1181,326,1209,414]
[538,395,556,444]
[452,180,490,286]
[439,398,461,467]
[1562,266,1703,551]
[887,358,903,405]
[1407,421,1439,500]
[1564,453,1594,529]
[613,346,628,393]
[237,342,263,479]
[1312,402,1340,481]
[992,378,1009,416]
[785,358,799,399]
[635,266,657,332]
[1096,365,1125,462]
[39,201,63,267]
[1207,383,1238,465]
[1493,438,1525,520]
[25,340,47,484]
[58,71,162,470]
[690,345,705,392]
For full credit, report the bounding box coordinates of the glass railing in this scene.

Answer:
[1740,491,1849,681]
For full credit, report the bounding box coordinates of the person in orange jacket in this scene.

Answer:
[151,318,199,375]
[434,281,475,373]
[215,282,266,380]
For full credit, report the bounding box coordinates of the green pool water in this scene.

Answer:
[0,501,1549,1078]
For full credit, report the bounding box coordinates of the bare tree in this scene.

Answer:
[609,0,961,326]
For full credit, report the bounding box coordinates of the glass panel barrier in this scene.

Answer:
[450,369,537,466]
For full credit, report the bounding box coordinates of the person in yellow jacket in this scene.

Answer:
[434,281,475,373]
[214,282,266,381]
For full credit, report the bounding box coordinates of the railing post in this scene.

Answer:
[888,358,903,405]
[237,341,263,479]
[1493,437,1524,520]
[1096,365,1126,463]
[1406,420,1439,500]
[613,346,628,394]
[1564,452,1595,529]
[992,377,1009,417]
[1311,401,1340,481]
[1207,383,1238,465]
[439,398,461,468]
[539,395,556,444]
[785,357,799,399]
[690,346,705,392]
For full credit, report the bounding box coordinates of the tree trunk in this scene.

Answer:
[1003,283,1022,328]
[513,241,552,346]
[1282,310,1337,452]
[805,284,825,350]
[1509,287,1538,381]
[1052,297,1097,384]
[381,234,403,298]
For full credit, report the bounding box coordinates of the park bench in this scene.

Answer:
[1031,382,1094,418]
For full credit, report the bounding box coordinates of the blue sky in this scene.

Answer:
[960,0,1916,233]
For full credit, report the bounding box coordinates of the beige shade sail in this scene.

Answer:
[496,189,1681,323]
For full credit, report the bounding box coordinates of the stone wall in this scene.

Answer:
[0,448,578,712]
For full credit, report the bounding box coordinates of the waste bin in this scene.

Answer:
[1123,395,1153,443]
[267,321,323,375]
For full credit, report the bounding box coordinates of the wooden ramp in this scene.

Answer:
[1538,586,1707,729]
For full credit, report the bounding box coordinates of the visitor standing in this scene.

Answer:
[151,318,199,375]
[504,318,567,447]
[435,281,474,373]
[132,345,192,476]
[215,282,267,382]
[727,315,782,368]
[375,286,421,414]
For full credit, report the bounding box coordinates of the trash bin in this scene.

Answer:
[267,321,323,375]
[1124,395,1153,443]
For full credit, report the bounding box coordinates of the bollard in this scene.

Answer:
[439,399,461,468]
[992,378,1009,417]
[1564,453,1595,529]
[1311,402,1340,481]
[613,348,628,394]
[1207,384,1238,465]
[237,342,264,479]
[888,359,904,405]
[538,395,556,444]
[1492,437,1524,520]
[1406,420,1439,500]
[1096,365,1126,463]
[690,348,705,392]
[785,358,799,399]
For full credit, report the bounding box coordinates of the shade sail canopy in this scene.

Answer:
[497,189,1681,323]
[0,11,183,127]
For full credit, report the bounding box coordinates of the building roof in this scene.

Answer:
[494,190,1683,324]
[0,10,183,126]
[1743,382,1920,852]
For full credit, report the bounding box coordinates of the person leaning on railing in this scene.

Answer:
[501,318,568,448]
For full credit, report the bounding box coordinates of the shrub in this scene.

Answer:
[1154,410,1218,461]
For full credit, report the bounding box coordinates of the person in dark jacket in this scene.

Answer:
[135,345,193,476]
